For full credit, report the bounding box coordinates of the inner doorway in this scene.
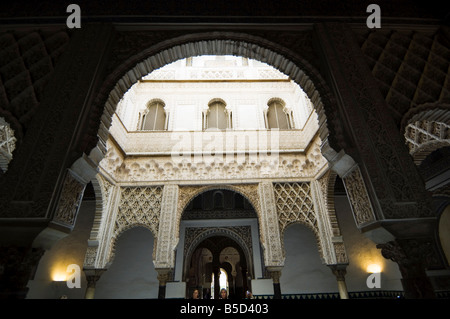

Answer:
[186,235,249,299]
[181,189,259,299]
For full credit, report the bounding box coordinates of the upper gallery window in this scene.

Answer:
[204,99,230,130]
[265,98,294,129]
[140,99,167,131]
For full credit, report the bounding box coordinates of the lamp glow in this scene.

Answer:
[366,264,382,273]
[52,272,67,282]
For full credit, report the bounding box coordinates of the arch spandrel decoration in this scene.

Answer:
[273,175,348,266]
[176,184,261,240]
[274,181,325,262]
[84,177,164,269]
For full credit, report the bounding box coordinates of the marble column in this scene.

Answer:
[0,246,44,299]
[156,268,172,299]
[329,265,349,299]
[377,239,436,299]
[84,269,106,299]
[267,267,282,299]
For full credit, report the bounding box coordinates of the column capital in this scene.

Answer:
[155,268,173,286]
[377,239,435,271]
[266,267,283,284]
[83,268,106,288]
[328,264,348,281]
[377,239,437,298]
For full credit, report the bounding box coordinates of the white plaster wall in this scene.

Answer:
[279,195,403,295]
[280,223,337,294]
[94,227,159,299]
[27,200,160,299]
[26,200,96,299]
[333,195,403,292]
[115,56,313,133]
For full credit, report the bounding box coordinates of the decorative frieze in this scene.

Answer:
[99,135,327,183]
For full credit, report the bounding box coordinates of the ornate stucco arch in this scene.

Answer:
[182,227,254,282]
[273,174,348,267]
[88,32,343,165]
[82,32,354,279]
[85,174,162,269]
[281,221,324,261]
[176,184,261,244]
[402,103,450,165]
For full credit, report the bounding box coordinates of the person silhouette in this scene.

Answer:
[191,289,200,299]
[219,288,228,299]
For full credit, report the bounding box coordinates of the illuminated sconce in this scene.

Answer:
[51,264,81,298]
[52,275,67,299]
[366,264,381,289]
[366,264,382,273]
[52,272,68,282]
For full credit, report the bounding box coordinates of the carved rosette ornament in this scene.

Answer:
[84,269,106,288]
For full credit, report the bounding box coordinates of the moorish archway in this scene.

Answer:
[184,233,251,299]
[177,188,261,299]
[86,32,344,166]
[79,33,357,299]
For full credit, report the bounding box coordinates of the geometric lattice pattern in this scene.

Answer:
[357,28,450,126]
[273,182,316,233]
[114,186,163,238]
[0,30,71,140]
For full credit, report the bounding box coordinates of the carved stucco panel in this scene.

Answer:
[342,166,376,227]
[52,169,86,230]
[154,184,179,269]
[258,181,284,267]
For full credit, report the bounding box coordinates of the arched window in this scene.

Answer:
[265,98,293,129]
[234,193,244,209]
[204,99,230,130]
[213,191,224,209]
[140,99,167,130]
